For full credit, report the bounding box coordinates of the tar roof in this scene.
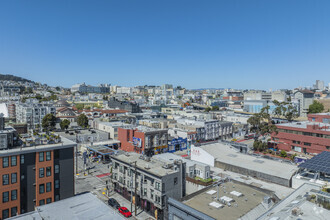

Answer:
[200,143,298,180]
[183,181,268,220]
[9,192,124,220]
[299,151,330,174]
[112,152,178,177]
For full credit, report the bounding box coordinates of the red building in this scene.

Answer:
[272,113,330,154]
[118,126,168,156]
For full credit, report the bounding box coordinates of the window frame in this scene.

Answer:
[39,152,44,162]
[3,157,9,168]
[11,189,17,201]
[46,151,51,161]
[11,156,17,166]
[39,168,44,178]
[11,173,17,184]
[39,184,45,194]
[2,174,9,185]
[2,191,9,203]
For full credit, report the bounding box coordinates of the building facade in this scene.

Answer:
[0,133,75,219]
[272,113,330,154]
[118,126,168,156]
[110,153,186,219]
[16,103,56,130]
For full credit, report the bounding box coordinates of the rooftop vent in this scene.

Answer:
[145,164,150,170]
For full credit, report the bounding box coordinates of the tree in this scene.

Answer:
[77,114,89,128]
[60,119,70,130]
[205,107,211,112]
[280,150,287,158]
[247,106,278,136]
[211,106,219,111]
[273,100,299,122]
[308,100,324,113]
[42,114,57,132]
[75,103,84,110]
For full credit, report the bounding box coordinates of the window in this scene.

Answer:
[11,173,17,184]
[55,195,60,201]
[3,174,9,185]
[174,177,178,185]
[46,167,51,177]
[39,184,45,194]
[39,199,45,206]
[11,190,17,201]
[46,198,52,204]
[55,180,60,189]
[11,207,17,217]
[304,142,311,146]
[2,191,9,203]
[3,157,9,168]
[39,152,44,162]
[2,209,9,219]
[144,188,147,196]
[11,156,17,166]
[55,165,60,174]
[39,168,44,178]
[20,155,25,164]
[155,182,161,190]
[46,151,51,161]
[46,182,52,192]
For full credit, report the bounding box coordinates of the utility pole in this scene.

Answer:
[134,161,137,216]
[75,134,78,175]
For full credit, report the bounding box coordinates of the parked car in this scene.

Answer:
[108,198,120,209]
[118,207,132,218]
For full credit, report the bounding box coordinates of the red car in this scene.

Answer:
[118,207,132,218]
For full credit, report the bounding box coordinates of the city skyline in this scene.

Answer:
[1,1,330,89]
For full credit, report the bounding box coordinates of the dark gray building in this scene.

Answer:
[108,97,142,113]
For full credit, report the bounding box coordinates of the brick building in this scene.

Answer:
[0,128,76,219]
[272,113,330,154]
[118,126,168,157]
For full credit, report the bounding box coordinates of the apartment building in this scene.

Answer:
[92,120,125,139]
[118,126,168,156]
[71,83,110,94]
[108,97,142,113]
[272,113,330,154]
[16,103,56,130]
[293,90,314,117]
[110,152,186,219]
[0,125,75,219]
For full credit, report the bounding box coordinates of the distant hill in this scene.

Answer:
[0,74,34,83]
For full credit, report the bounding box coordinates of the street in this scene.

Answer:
[75,153,155,220]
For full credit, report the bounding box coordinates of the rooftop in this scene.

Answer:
[299,151,330,174]
[277,121,330,132]
[183,181,268,220]
[257,183,329,220]
[200,143,298,180]
[153,153,209,170]
[0,135,76,156]
[9,192,124,220]
[112,152,180,177]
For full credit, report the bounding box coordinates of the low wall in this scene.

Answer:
[215,160,292,187]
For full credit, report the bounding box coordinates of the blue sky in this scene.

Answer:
[0,0,330,90]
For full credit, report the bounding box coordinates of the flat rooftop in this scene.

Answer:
[0,135,76,156]
[277,121,330,132]
[9,192,124,220]
[112,152,179,177]
[183,181,268,220]
[200,143,298,180]
[258,183,330,220]
[153,153,209,169]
